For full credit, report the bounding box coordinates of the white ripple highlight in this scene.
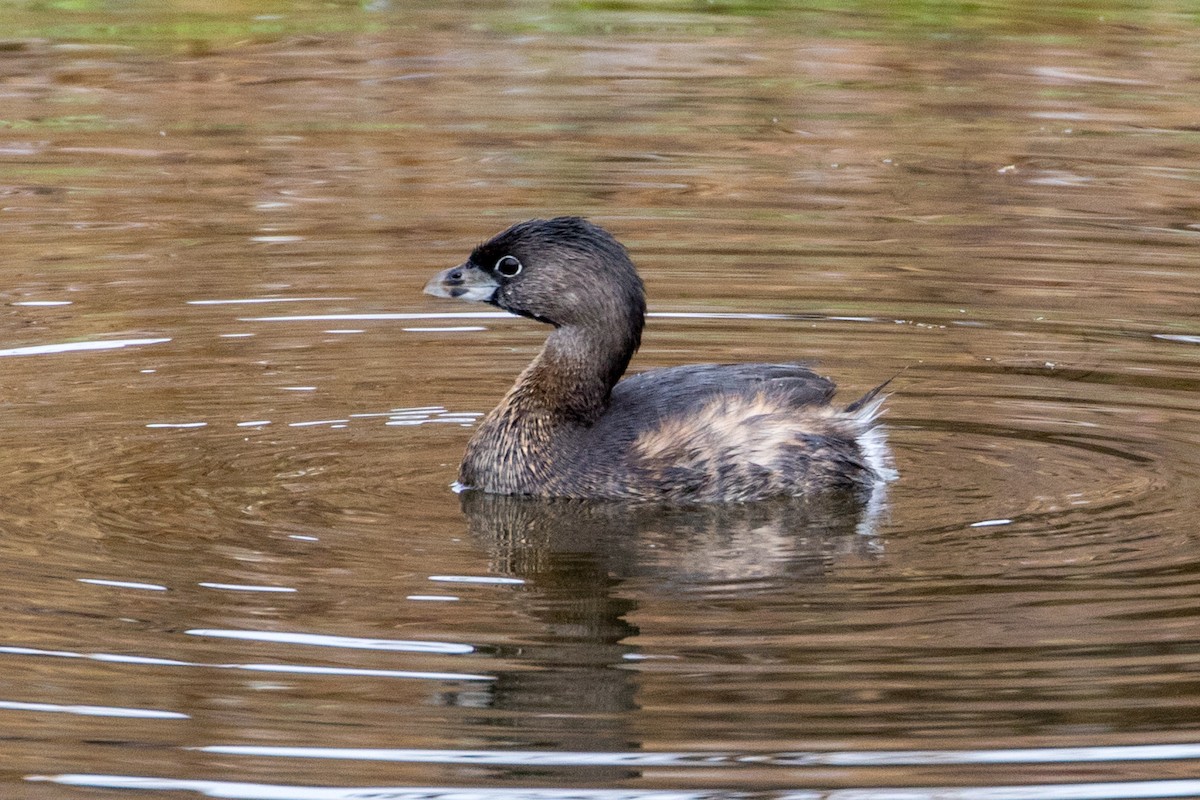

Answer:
[189,297,353,305]
[78,579,168,591]
[190,743,1200,768]
[775,743,1200,766]
[0,337,171,358]
[198,583,297,593]
[29,775,1200,800]
[241,312,512,322]
[0,700,186,719]
[197,747,720,765]
[428,575,525,585]
[0,645,490,682]
[29,776,748,800]
[185,629,474,654]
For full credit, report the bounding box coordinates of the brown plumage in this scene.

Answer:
[424,217,894,503]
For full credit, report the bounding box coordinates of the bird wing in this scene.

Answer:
[596,363,836,441]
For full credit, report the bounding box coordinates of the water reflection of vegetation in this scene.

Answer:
[3,0,1191,49]
[492,0,1187,38]
[0,115,117,131]
[2,3,383,48]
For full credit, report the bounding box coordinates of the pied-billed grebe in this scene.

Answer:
[425,217,894,503]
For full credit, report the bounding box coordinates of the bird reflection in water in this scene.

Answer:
[438,489,887,783]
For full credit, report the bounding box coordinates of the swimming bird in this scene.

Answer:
[424,216,893,502]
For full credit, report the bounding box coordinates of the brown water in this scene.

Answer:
[2,2,1200,798]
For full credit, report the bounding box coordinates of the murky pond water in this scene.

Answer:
[2,2,1200,798]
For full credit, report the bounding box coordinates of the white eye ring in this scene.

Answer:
[495,255,522,277]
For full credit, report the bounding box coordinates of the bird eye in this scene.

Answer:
[495,255,522,277]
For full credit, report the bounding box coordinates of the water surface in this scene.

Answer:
[2,2,1200,798]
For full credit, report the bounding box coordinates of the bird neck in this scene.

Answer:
[459,305,643,494]
[511,320,641,425]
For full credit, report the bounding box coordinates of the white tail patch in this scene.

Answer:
[850,392,897,483]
